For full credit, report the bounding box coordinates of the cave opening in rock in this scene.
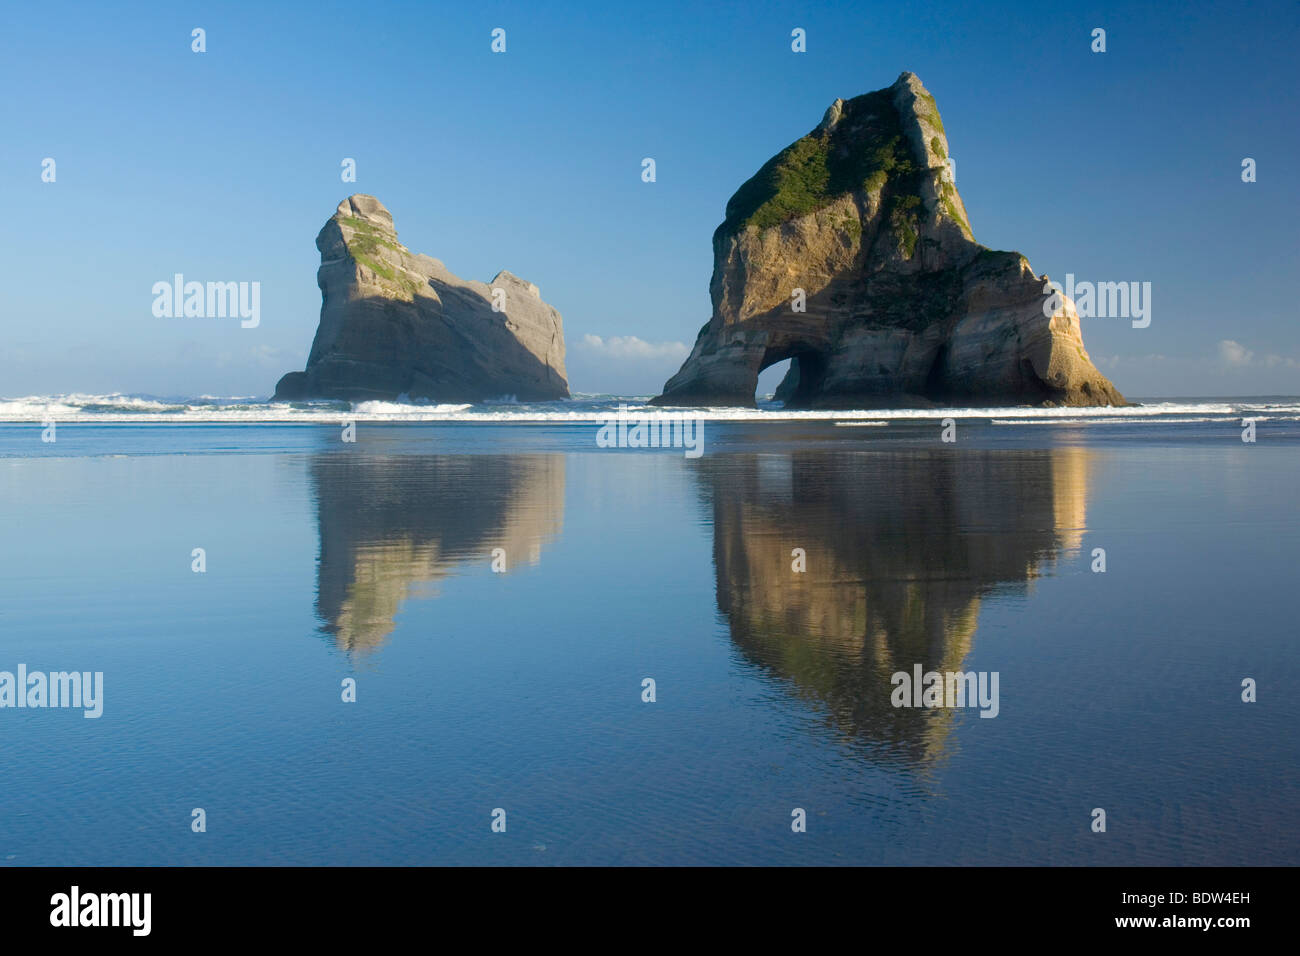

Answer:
[756,347,828,408]
[756,358,793,406]
[924,344,950,402]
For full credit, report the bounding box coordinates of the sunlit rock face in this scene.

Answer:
[698,447,1093,763]
[275,195,568,403]
[311,453,565,653]
[654,73,1123,409]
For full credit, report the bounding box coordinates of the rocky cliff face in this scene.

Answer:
[654,73,1124,409]
[275,195,568,402]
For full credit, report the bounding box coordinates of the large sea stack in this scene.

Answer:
[275,195,568,403]
[653,72,1123,409]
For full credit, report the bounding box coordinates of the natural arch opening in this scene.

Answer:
[755,346,827,408]
[756,358,793,405]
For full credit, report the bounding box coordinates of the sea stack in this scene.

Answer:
[275,195,568,403]
[653,72,1124,409]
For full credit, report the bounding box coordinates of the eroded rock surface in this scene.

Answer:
[654,73,1123,409]
[275,195,568,403]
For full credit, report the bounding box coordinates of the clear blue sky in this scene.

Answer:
[2,0,1297,398]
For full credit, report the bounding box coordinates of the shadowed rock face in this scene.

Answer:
[654,73,1124,409]
[311,452,565,653]
[697,447,1093,763]
[275,195,568,403]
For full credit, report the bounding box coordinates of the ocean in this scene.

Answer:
[1,394,1297,865]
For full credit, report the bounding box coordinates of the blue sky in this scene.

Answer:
[1,0,1296,398]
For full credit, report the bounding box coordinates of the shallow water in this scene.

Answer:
[0,410,1297,865]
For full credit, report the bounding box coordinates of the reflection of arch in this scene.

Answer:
[310,453,564,654]
[698,447,1094,765]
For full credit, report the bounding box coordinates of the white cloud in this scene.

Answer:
[1216,339,1298,369]
[1262,354,1300,369]
[578,334,689,362]
[1217,340,1254,366]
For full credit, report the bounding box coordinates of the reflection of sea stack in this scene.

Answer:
[700,447,1093,763]
[311,453,564,653]
[654,73,1123,409]
[275,195,568,403]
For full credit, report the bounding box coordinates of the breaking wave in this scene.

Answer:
[0,392,1295,424]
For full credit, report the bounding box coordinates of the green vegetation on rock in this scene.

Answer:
[338,216,419,295]
[719,89,918,237]
[340,216,402,259]
[939,181,969,234]
[889,194,921,258]
[917,91,944,133]
[839,215,863,240]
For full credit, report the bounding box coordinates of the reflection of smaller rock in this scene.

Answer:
[312,453,565,654]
